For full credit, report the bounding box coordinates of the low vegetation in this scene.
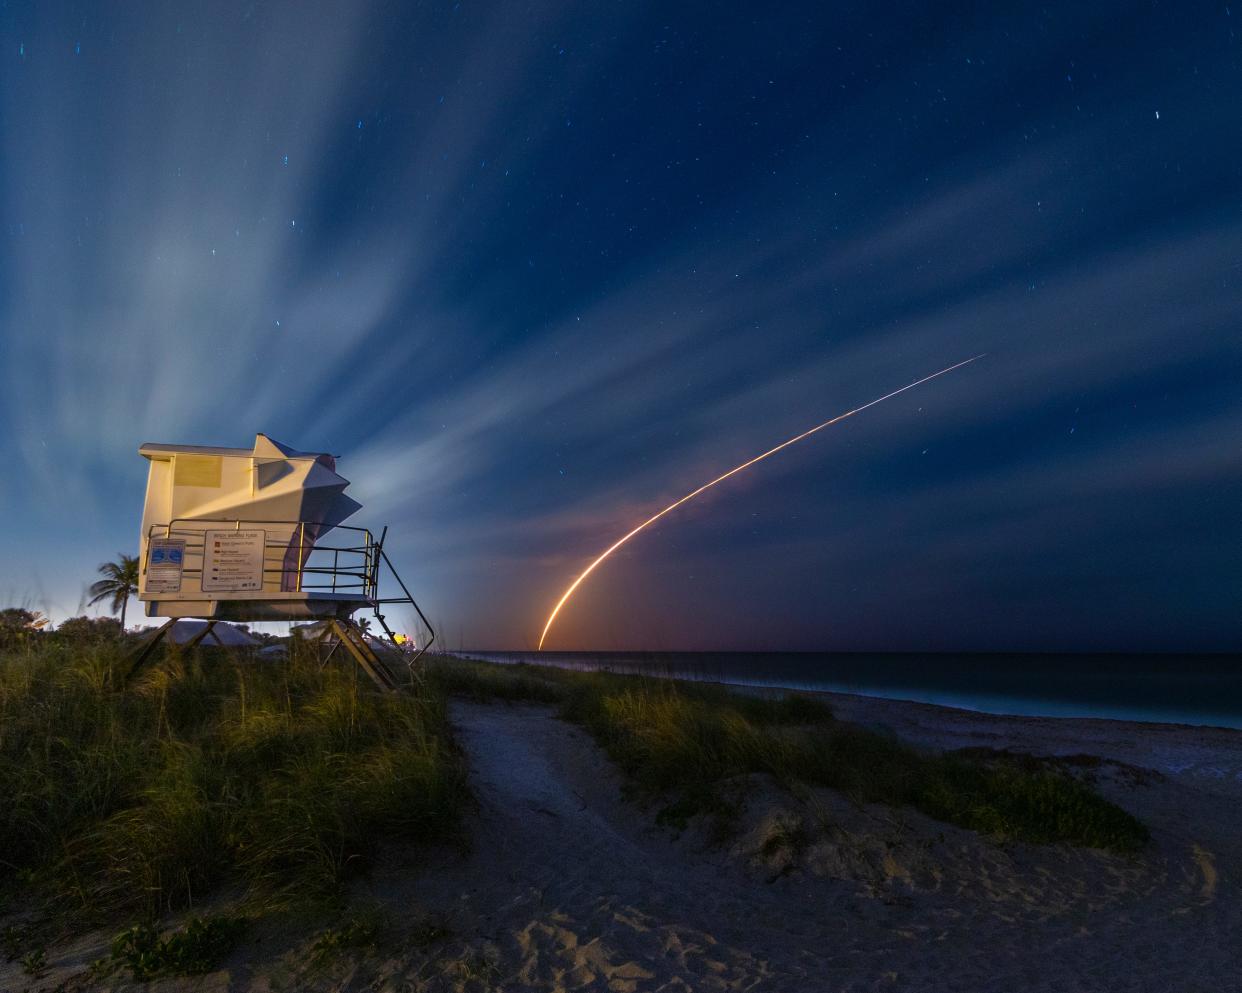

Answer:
[104,914,249,981]
[0,629,1147,955]
[427,655,565,704]
[430,656,1149,852]
[308,905,391,968]
[0,635,469,927]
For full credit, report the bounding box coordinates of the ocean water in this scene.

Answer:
[454,650,1242,730]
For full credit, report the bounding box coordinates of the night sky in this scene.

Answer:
[2,2,1239,652]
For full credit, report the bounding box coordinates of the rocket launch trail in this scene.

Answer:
[536,355,986,650]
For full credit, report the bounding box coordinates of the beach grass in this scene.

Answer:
[426,656,565,704]
[432,656,1149,852]
[0,636,469,924]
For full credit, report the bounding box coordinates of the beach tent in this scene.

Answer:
[292,620,378,646]
[291,620,334,639]
[167,620,259,647]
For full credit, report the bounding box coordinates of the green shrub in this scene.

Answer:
[309,905,390,966]
[19,947,46,977]
[2,923,33,962]
[109,914,248,980]
[0,609,41,651]
[51,616,122,644]
[915,757,1149,852]
[0,637,469,921]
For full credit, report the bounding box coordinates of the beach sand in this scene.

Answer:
[5,693,1239,992]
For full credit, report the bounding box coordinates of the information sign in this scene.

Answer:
[145,539,186,593]
[202,529,267,593]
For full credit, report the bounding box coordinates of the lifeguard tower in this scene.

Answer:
[131,434,433,689]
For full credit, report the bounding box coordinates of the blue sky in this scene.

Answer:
[2,2,1240,650]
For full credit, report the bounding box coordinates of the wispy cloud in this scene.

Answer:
[1,2,1237,649]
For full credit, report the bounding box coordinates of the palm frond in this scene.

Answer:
[87,554,140,616]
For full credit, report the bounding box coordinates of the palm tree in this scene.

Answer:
[88,554,140,632]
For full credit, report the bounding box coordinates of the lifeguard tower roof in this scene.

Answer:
[139,437,331,459]
[137,433,370,622]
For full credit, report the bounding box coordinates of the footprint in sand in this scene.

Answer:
[1191,845,1217,904]
[1172,844,1217,914]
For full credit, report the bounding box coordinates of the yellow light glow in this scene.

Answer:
[537,355,985,650]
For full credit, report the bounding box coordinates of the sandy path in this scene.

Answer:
[403,703,800,990]
[390,701,1241,992]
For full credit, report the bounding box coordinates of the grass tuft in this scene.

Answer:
[0,637,469,922]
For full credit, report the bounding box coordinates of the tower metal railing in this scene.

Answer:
[142,518,435,665]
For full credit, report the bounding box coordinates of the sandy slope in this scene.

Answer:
[379,701,1240,993]
[3,697,1239,992]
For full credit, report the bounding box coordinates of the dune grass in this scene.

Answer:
[431,656,1148,852]
[0,636,469,924]
[426,656,566,704]
[0,636,1147,932]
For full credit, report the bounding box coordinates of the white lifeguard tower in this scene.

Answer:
[130,434,433,689]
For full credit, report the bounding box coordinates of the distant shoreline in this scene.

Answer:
[448,649,1242,731]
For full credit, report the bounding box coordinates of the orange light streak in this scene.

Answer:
[536,355,986,650]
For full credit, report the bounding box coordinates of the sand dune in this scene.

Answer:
[4,695,1239,992]
[379,701,1239,992]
